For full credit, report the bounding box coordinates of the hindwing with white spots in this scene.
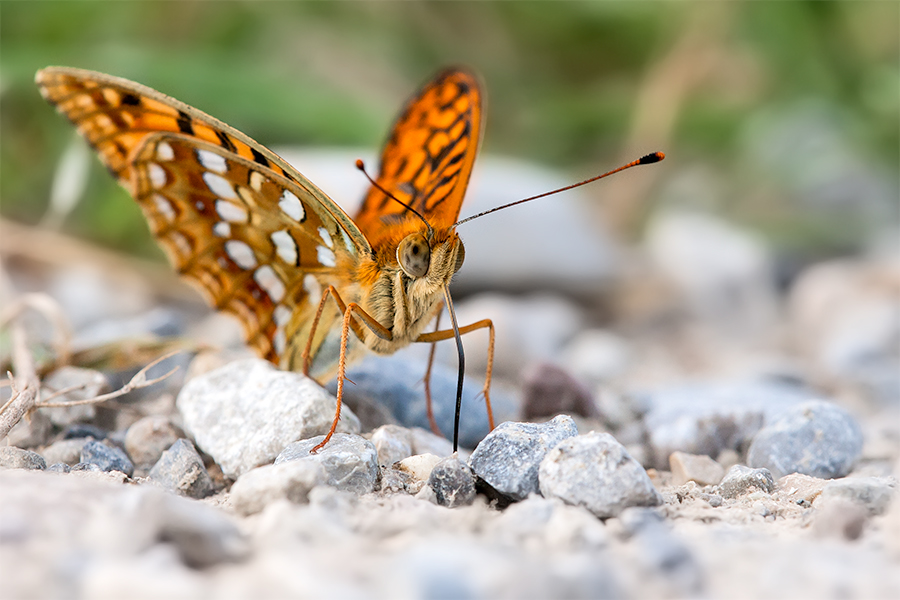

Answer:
[35,67,373,367]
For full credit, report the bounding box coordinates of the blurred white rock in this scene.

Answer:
[644,210,778,334]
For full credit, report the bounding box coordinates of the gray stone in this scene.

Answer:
[428,455,476,508]
[71,462,102,472]
[718,465,775,498]
[335,354,517,450]
[521,362,596,420]
[40,438,88,466]
[817,476,895,516]
[177,358,360,478]
[0,447,47,470]
[229,460,327,515]
[4,410,52,449]
[642,380,816,469]
[80,440,134,477]
[369,424,412,466]
[125,416,184,471]
[747,400,863,479]
[38,366,108,426]
[148,439,214,499]
[539,432,662,518]
[469,415,578,501]
[669,451,725,486]
[275,433,378,495]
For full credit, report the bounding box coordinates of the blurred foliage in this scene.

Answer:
[1,0,897,259]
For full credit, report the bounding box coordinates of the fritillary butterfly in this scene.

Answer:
[36,66,663,452]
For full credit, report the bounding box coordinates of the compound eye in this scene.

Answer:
[453,241,466,273]
[397,234,430,278]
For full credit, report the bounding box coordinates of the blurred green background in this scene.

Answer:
[1,0,897,262]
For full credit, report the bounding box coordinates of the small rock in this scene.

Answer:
[397,453,442,483]
[706,494,723,507]
[428,454,476,507]
[70,462,102,473]
[4,410,52,448]
[539,432,662,518]
[379,466,411,493]
[275,433,378,495]
[643,380,815,469]
[40,438,87,466]
[369,424,412,465]
[817,477,895,516]
[0,447,47,470]
[230,460,327,515]
[38,366,108,426]
[777,473,829,505]
[177,358,360,478]
[718,465,775,498]
[125,416,184,471]
[469,415,578,501]
[80,440,134,476]
[747,400,864,479]
[63,424,108,440]
[669,451,725,486]
[47,462,70,473]
[148,439,214,499]
[521,363,596,420]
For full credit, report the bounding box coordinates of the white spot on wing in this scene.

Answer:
[152,194,176,220]
[156,142,174,161]
[273,304,291,326]
[213,221,231,238]
[215,200,248,222]
[279,190,305,221]
[317,227,333,248]
[197,149,227,173]
[303,274,322,305]
[249,171,267,191]
[254,265,285,303]
[168,231,191,257]
[225,240,257,269]
[203,172,237,200]
[148,163,167,188]
[271,230,298,265]
[317,245,336,268]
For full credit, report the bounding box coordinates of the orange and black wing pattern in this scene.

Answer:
[354,68,483,238]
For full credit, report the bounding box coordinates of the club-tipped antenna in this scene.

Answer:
[442,284,466,453]
[356,159,433,237]
[454,151,665,227]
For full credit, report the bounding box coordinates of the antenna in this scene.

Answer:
[356,160,433,237]
[454,151,665,227]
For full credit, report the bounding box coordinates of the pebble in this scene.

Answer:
[336,354,517,450]
[817,476,896,516]
[80,440,134,476]
[521,362,596,420]
[229,460,327,515]
[669,451,725,486]
[39,438,87,466]
[0,447,47,470]
[177,358,360,478]
[469,415,578,501]
[148,439,214,499]
[369,424,413,466]
[275,433,379,496]
[4,410,52,449]
[747,400,864,479]
[397,453,442,484]
[642,380,816,468]
[539,432,663,518]
[63,423,108,440]
[777,473,828,506]
[428,454,476,508]
[38,366,108,426]
[125,415,184,472]
[718,465,775,498]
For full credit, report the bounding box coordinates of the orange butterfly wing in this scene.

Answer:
[354,68,483,238]
[36,67,370,370]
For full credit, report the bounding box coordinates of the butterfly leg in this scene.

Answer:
[423,307,444,437]
[415,319,496,432]
[310,293,393,454]
[302,285,366,376]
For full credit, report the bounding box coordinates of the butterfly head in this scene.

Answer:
[396,227,465,285]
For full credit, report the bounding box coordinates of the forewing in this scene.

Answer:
[354,68,483,236]
[36,67,371,367]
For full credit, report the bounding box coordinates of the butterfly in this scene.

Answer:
[36,66,496,452]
